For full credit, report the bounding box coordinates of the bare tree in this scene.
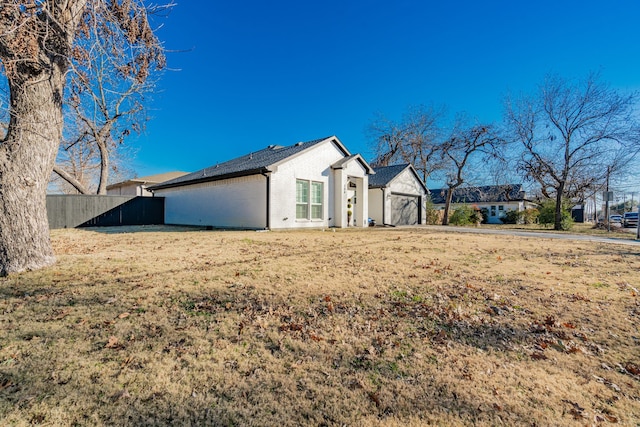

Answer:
[368,104,447,186]
[0,1,165,275]
[53,0,164,194]
[440,119,501,225]
[504,73,640,230]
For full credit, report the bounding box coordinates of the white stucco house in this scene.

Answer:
[428,184,534,224]
[106,171,188,196]
[368,164,428,226]
[148,136,374,229]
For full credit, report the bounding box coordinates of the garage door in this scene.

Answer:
[390,194,420,225]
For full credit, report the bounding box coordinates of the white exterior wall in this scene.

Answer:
[368,168,427,226]
[367,187,384,225]
[341,160,369,228]
[269,141,345,229]
[388,168,426,224]
[477,201,522,224]
[156,174,267,229]
[107,183,152,197]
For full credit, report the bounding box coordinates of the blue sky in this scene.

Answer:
[132,0,640,180]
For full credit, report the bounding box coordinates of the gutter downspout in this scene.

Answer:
[262,172,271,230]
[380,187,386,225]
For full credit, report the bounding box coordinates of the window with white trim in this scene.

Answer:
[296,179,323,220]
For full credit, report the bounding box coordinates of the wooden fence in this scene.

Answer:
[46,195,164,229]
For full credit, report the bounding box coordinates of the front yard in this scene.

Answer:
[0,226,638,425]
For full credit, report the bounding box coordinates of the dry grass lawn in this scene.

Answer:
[1,226,639,426]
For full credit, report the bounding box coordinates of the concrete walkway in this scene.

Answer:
[418,225,640,247]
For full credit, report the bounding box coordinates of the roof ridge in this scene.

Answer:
[149,136,336,190]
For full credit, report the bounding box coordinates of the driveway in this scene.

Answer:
[419,225,640,247]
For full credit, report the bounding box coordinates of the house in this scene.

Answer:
[429,184,533,224]
[368,164,428,226]
[148,136,374,229]
[106,171,188,196]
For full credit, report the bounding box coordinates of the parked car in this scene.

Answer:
[623,212,638,227]
[609,214,622,223]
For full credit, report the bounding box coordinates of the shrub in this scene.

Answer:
[521,208,539,224]
[469,209,482,224]
[424,199,441,225]
[480,207,489,224]
[538,200,573,230]
[502,209,520,224]
[450,205,474,225]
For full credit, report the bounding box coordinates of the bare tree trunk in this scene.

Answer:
[0,72,65,275]
[442,189,454,225]
[96,139,110,195]
[554,182,565,231]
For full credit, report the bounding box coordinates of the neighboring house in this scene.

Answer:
[368,164,428,226]
[106,171,188,196]
[429,184,533,224]
[148,136,374,229]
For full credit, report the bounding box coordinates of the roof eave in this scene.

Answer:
[149,167,269,191]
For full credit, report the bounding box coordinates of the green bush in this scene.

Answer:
[450,205,474,225]
[521,208,539,224]
[502,209,520,224]
[469,209,482,224]
[480,207,489,224]
[538,200,573,230]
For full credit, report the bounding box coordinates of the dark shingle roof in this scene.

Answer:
[429,184,525,204]
[150,137,337,190]
[106,171,189,190]
[368,164,411,188]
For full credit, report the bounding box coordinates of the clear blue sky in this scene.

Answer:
[132,0,640,180]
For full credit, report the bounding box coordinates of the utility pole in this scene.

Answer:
[606,166,611,232]
[637,203,640,240]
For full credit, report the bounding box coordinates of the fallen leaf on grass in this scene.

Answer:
[111,389,131,401]
[51,309,71,321]
[531,352,547,360]
[118,312,130,319]
[105,336,121,349]
[562,400,586,419]
[309,333,323,342]
[594,413,619,423]
[368,391,381,408]
[624,362,640,376]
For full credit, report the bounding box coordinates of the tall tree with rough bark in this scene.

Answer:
[504,73,640,230]
[0,1,164,275]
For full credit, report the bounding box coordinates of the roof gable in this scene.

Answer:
[331,154,375,174]
[369,164,427,192]
[150,136,339,190]
[429,184,525,204]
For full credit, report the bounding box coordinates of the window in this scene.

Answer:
[311,182,323,219]
[296,180,323,220]
[296,180,309,219]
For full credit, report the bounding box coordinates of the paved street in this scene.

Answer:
[419,225,640,247]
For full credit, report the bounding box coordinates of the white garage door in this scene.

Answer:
[390,194,419,225]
